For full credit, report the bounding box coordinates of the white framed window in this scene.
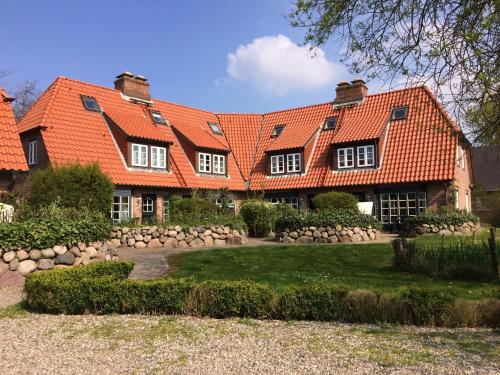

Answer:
[455,189,460,209]
[270,155,285,174]
[465,191,470,212]
[111,190,131,223]
[143,197,154,213]
[337,147,354,168]
[132,144,148,167]
[198,152,211,173]
[357,145,375,167]
[151,146,167,169]
[269,196,299,210]
[287,153,301,173]
[213,154,226,174]
[28,140,37,165]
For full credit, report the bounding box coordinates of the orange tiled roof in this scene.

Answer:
[0,87,28,172]
[17,77,460,191]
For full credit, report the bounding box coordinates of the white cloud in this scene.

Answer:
[223,34,346,96]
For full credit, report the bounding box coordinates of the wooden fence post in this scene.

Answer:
[488,227,499,281]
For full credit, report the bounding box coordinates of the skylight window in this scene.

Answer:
[271,125,285,138]
[391,106,408,120]
[323,117,337,130]
[208,122,222,135]
[81,96,101,112]
[150,110,166,124]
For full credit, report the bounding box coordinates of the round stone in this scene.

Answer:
[17,260,37,275]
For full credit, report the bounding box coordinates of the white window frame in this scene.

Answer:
[337,147,354,169]
[198,152,212,173]
[132,144,148,167]
[455,189,460,209]
[270,155,285,174]
[111,190,131,223]
[213,154,226,174]
[457,146,465,169]
[465,191,470,212]
[28,140,37,165]
[151,146,167,169]
[287,153,301,173]
[357,145,375,167]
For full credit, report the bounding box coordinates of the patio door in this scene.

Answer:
[142,194,156,223]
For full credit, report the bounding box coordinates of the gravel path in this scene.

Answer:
[0,286,24,308]
[0,290,498,375]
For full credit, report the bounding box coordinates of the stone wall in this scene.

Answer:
[110,225,247,249]
[406,221,481,237]
[278,225,380,243]
[0,241,119,278]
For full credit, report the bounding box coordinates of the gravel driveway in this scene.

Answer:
[1,285,498,375]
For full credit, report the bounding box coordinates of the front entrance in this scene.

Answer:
[142,194,156,223]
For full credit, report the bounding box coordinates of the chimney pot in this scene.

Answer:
[114,72,151,101]
[334,79,368,106]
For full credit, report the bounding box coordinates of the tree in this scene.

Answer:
[289,0,500,143]
[0,68,40,121]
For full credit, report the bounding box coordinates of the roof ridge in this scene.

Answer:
[153,97,216,116]
[57,76,119,93]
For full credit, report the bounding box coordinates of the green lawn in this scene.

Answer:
[168,243,499,300]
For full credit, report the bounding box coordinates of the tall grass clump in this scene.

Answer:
[393,238,499,282]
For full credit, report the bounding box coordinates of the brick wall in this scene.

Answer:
[455,146,474,211]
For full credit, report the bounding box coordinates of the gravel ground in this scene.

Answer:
[0,285,498,375]
[0,286,24,308]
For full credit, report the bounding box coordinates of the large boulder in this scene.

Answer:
[204,236,214,247]
[41,248,55,258]
[16,250,29,261]
[9,258,19,271]
[17,260,37,276]
[147,238,162,248]
[0,261,8,275]
[165,238,178,248]
[55,252,76,265]
[297,236,313,244]
[29,249,42,260]
[214,239,226,247]
[135,241,146,249]
[189,238,204,248]
[85,247,98,259]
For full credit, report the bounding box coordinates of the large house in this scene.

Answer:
[17,73,473,224]
[0,87,28,192]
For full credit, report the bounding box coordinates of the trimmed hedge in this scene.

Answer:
[0,205,111,250]
[24,262,500,327]
[311,192,359,212]
[403,210,479,228]
[239,200,277,237]
[276,209,382,232]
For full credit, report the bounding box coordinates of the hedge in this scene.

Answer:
[24,262,500,327]
[403,210,480,228]
[239,199,277,237]
[0,205,111,250]
[311,192,359,212]
[276,209,382,232]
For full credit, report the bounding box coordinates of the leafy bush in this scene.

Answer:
[392,238,500,282]
[403,209,479,230]
[277,283,349,321]
[239,199,277,237]
[24,262,499,327]
[401,287,455,325]
[0,203,111,250]
[311,192,358,212]
[28,163,114,215]
[276,209,382,232]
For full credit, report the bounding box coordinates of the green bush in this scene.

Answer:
[0,203,111,250]
[403,209,479,230]
[28,163,114,215]
[276,209,381,232]
[277,283,349,321]
[239,199,277,237]
[311,192,359,212]
[401,287,455,326]
[24,262,499,327]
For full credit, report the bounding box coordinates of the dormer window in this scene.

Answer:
[271,125,285,138]
[323,117,337,130]
[357,145,375,167]
[270,155,285,174]
[81,96,101,112]
[150,110,166,124]
[131,144,148,167]
[338,147,354,168]
[208,122,222,135]
[391,106,408,120]
[198,152,226,174]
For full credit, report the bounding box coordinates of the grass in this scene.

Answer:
[168,243,500,299]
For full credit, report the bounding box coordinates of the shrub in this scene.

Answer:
[0,203,111,250]
[276,209,381,232]
[185,280,275,319]
[403,209,479,230]
[400,287,455,326]
[311,192,358,212]
[239,200,277,237]
[277,283,349,321]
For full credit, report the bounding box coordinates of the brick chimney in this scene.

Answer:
[333,78,368,106]
[114,72,151,101]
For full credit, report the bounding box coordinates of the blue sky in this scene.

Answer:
[1,0,362,113]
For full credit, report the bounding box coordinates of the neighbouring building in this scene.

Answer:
[17,73,473,224]
[0,87,28,192]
